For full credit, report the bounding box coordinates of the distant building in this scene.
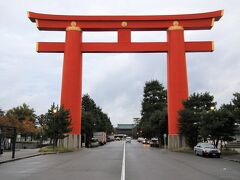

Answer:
[115,124,135,137]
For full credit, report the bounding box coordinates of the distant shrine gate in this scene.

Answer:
[28,10,223,149]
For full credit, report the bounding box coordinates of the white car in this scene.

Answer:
[142,138,150,144]
[137,137,144,143]
[90,138,99,148]
[194,142,221,158]
[126,137,132,143]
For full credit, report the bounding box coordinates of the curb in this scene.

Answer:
[0,152,56,165]
[222,157,240,163]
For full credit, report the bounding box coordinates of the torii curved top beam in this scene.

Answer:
[28,10,223,31]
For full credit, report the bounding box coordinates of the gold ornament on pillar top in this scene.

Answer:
[221,10,224,16]
[36,19,39,28]
[212,41,215,51]
[211,18,215,27]
[168,21,184,31]
[66,21,81,31]
[36,42,39,52]
[121,21,128,27]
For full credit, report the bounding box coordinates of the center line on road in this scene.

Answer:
[120,141,126,180]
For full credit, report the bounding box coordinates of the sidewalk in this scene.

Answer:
[0,149,44,164]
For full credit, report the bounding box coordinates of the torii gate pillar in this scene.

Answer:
[167,21,188,149]
[60,22,82,148]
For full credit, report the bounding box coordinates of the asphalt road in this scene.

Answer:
[0,141,239,180]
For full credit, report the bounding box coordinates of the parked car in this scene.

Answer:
[126,137,131,143]
[194,142,221,158]
[93,132,106,145]
[90,138,99,148]
[150,138,159,147]
[142,138,150,144]
[115,137,121,141]
[107,135,115,142]
[137,137,144,143]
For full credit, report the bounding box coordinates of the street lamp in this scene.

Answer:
[210,106,215,111]
[53,107,58,150]
[53,108,57,113]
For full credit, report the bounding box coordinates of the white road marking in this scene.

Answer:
[121,142,126,180]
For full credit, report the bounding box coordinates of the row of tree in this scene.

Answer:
[0,94,113,147]
[179,92,239,148]
[0,103,72,146]
[136,80,239,148]
[0,103,38,140]
[82,94,113,147]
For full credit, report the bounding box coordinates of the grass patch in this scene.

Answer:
[221,149,239,156]
[172,147,193,153]
[17,141,38,144]
[39,146,75,153]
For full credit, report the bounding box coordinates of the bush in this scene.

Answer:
[39,146,75,153]
[172,147,193,153]
[221,149,239,156]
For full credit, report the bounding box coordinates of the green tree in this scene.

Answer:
[81,110,95,147]
[149,108,168,144]
[0,108,4,116]
[179,92,216,148]
[6,103,36,123]
[139,80,167,139]
[44,104,72,147]
[200,105,236,147]
[81,94,113,147]
[6,103,37,140]
[232,92,240,124]
[36,114,49,142]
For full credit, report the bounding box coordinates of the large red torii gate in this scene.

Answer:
[28,10,223,149]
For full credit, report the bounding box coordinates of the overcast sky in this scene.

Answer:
[0,1,239,127]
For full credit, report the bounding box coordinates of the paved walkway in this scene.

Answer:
[0,149,41,164]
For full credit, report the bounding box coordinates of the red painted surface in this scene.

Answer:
[34,18,215,31]
[29,10,222,22]
[37,41,213,53]
[28,11,222,31]
[61,29,82,134]
[118,29,131,43]
[29,11,222,136]
[167,28,188,135]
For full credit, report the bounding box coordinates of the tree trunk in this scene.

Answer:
[215,138,219,148]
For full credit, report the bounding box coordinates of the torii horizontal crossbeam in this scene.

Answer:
[36,41,214,53]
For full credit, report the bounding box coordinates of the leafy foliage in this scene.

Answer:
[179,92,216,148]
[0,108,4,116]
[42,104,72,146]
[138,80,168,141]
[179,92,237,148]
[200,105,236,147]
[232,92,240,124]
[6,103,36,123]
[0,115,20,138]
[81,94,113,147]
[2,103,38,138]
